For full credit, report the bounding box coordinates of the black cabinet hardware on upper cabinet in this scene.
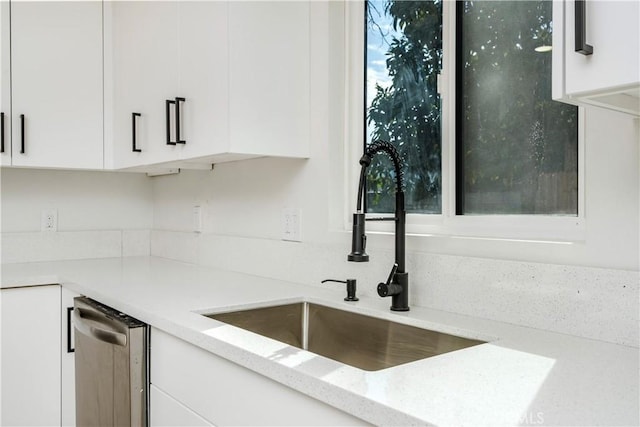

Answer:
[166,99,176,145]
[1,112,4,153]
[166,98,186,146]
[175,97,185,144]
[19,114,25,154]
[132,112,141,152]
[575,0,593,55]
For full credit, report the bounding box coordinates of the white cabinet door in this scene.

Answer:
[553,0,640,115]
[150,385,213,427]
[0,0,10,166]
[1,285,62,426]
[10,1,103,169]
[109,1,310,170]
[61,287,80,427]
[110,1,180,169]
[563,0,639,95]
[176,1,230,163]
[151,328,366,426]
[228,1,310,159]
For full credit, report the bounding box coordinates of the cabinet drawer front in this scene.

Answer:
[150,384,213,427]
[150,328,366,426]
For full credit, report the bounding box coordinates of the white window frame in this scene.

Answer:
[344,0,586,242]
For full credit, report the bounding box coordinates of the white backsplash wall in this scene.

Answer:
[151,230,638,347]
[1,168,154,262]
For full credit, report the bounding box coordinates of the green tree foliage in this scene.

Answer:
[366,0,578,215]
[366,0,442,213]
[458,1,578,214]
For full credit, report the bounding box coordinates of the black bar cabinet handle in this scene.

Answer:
[575,0,593,55]
[175,97,185,144]
[1,112,4,153]
[132,112,141,152]
[66,306,75,353]
[19,114,25,154]
[166,100,176,145]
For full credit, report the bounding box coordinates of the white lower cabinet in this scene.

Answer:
[1,285,62,426]
[0,284,79,427]
[151,384,213,427]
[150,328,367,426]
[61,287,80,426]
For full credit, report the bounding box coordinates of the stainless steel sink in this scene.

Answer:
[205,302,485,371]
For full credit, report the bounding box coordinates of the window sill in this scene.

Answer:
[361,214,586,243]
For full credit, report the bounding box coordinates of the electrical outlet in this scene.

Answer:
[282,208,301,242]
[41,209,58,232]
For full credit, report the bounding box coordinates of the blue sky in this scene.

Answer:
[366,0,402,142]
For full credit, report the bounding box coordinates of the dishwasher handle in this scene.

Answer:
[74,307,128,347]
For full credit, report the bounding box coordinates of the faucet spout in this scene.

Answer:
[348,140,409,311]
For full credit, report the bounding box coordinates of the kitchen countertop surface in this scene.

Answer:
[2,256,638,426]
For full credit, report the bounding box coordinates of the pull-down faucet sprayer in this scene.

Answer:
[348,141,409,312]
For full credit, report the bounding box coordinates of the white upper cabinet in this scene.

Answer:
[227,1,310,160]
[108,1,180,169]
[108,1,310,171]
[553,0,640,116]
[174,1,230,164]
[1,1,10,166]
[9,1,104,168]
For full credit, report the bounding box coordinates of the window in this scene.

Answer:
[456,1,578,215]
[364,0,578,219]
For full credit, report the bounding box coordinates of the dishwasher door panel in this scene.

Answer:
[73,297,148,427]
[75,330,116,426]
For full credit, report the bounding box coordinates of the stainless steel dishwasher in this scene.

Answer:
[73,296,149,426]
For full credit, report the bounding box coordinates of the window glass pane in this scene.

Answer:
[366,0,443,214]
[457,1,578,215]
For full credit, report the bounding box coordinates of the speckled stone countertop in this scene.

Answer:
[2,256,638,426]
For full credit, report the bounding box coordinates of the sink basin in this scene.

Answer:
[204,302,485,371]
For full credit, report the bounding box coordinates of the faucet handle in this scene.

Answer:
[377,263,402,297]
[385,263,398,286]
[321,279,359,302]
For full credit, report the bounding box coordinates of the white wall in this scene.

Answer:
[1,168,153,232]
[152,107,640,270]
[1,168,154,262]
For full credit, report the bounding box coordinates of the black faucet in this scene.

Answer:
[348,141,409,312]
